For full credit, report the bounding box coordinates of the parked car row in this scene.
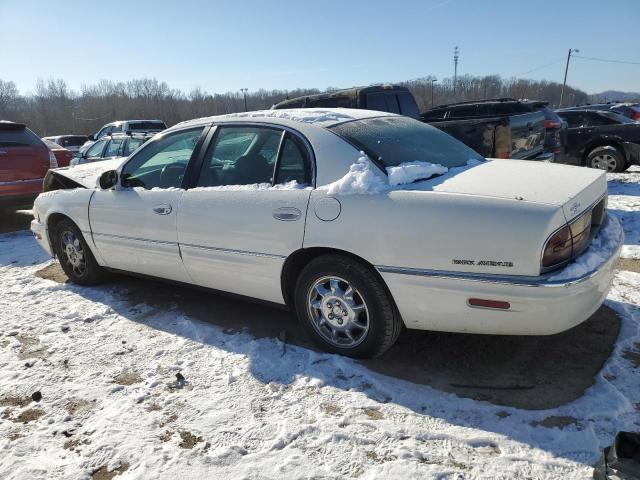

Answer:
[275,87,640,172]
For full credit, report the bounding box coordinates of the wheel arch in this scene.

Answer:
[280,247,403,322]
[581,138,627,166]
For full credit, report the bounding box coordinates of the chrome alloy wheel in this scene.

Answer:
[60,230,86,276]
[591,153,617,172]
[307,276,370,348]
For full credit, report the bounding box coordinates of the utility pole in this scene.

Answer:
[453,46,459,96]
[430,77,438,106]
[559,48,579,107]
[240,88,248,112]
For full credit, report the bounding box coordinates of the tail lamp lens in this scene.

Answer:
[545,120,561,129]
[542,225,572,267]
[48,150,58,168]
[570,210,592,255]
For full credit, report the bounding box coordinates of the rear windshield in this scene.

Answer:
[329,116,484,169]
[59,136,87,147]
[128,121,167,131]
[0,127,43,148]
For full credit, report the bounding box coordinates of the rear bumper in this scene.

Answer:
[378,216,623,335]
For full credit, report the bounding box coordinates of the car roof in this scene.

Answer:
[170,108,399,132]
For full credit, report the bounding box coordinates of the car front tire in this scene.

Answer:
[294,254,402,358]
[586,146,627,172]
[52,219,107,285]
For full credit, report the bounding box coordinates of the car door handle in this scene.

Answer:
[273,207,301,221]
[152,204,172,215]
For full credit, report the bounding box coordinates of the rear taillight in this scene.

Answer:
[632,111,640,121]
[545,120,561,129]
[542,225,572,268]
[48,150,58,168]
[542,209,595,269]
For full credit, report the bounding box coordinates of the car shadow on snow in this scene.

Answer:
[609,208,640,247]
[42,264,622,412]
[36,263,638,465]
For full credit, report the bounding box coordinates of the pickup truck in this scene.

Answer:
[272,85,420,119]
[275,90,548,161]
[421,99,549,160]
[555,108,640,172]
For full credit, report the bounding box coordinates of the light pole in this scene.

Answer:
[559,48,579,107]
[453,46,459,96]
[240,88,248,112]
[429,77,438,106]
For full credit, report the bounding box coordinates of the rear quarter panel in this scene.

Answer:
[303,189,565,277]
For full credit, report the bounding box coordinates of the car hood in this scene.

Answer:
[52,157,126,188]
[413,159,607,221]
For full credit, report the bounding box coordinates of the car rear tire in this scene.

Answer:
[294,254,402,358]
[586,146,627,172]
[52,219,107,285]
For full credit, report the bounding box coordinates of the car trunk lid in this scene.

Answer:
[423,159,607,222]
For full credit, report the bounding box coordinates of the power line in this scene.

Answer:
[516,58,565,77]
[573,55,640,66]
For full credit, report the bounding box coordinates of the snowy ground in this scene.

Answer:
[1,168,639,479]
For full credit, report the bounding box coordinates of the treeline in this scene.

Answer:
[0,75,590,137]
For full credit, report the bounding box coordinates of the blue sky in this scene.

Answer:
[1,0,639,95]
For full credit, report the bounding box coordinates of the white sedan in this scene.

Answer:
[31,109,623,358]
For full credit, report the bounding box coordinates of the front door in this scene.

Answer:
[177,124,313,303]
[89,127,205,282]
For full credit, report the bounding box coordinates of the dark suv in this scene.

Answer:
[272,85,420,119]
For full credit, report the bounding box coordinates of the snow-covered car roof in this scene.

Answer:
[170,108,399,132]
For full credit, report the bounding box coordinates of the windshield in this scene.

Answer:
[329,116,484,169]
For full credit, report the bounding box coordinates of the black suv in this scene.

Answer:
[272,85,420,119]
[555,109,640,172]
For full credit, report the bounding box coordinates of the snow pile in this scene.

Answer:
[386,161,448,186]
[607,165,640,259]
[223,109,355,125]
[325,155,482,195]
[549,214,623,281]
[325,155,388,195]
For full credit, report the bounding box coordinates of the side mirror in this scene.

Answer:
[87,134,96,141]
[99,170,118,190]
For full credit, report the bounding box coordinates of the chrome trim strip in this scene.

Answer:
[180,243,285,259]
[0,178,44,186]
[92,232,285,259]
[92,232,177,246]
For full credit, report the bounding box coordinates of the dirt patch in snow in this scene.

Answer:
[65,399,96,416]
[91,464,129,480]
[530,416,580,430]
[622,342,640,368]
[179,431,203,449]
[618,258,640,273]
[35,263,68,283]
[0,395,32,408]
[113,373,143,386]
[12,407,44,423]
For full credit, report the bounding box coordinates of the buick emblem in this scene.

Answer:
[569,202,581,214]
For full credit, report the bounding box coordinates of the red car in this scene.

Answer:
[43,138,74,167]
[0,121,57,210]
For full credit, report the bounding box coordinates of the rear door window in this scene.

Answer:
[447,105,478,118]
[104,138,124,157]
[365,92,388,112]
[274,135,309,185]
[123,137,146,156]
[397,92,420,118]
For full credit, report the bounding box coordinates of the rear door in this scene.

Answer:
[177,124,312,303]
